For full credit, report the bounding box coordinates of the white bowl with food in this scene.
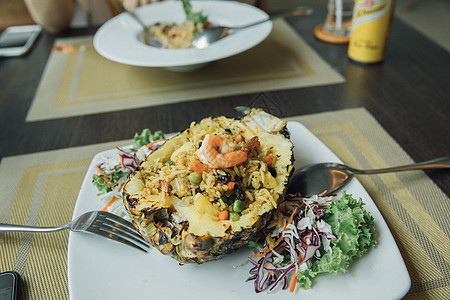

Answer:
[93,1,272,71]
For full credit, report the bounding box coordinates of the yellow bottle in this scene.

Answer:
[348,0,395,63]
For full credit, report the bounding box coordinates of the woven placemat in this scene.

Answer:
[1,107,448,299]
[25,19,344,122]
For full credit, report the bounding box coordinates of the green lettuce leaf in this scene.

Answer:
[132,129,165,151]
[92,168,131,196]
[297,191,377,289]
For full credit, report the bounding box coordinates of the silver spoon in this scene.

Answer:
[115,0,163,48]
[191,6,314,49]
[287,156,450,196]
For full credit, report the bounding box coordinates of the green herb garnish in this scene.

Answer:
[132,129,165,151]
[181,0,208,26]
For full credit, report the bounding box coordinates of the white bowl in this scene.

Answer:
[93,1,272,71]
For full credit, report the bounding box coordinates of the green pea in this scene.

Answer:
[189,172,202,184]
[233,200,245,213]
[166,160,175,166]
[230,212,240,221]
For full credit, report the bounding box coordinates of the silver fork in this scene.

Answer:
[0,211,150,252]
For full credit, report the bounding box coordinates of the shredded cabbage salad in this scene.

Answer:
[92,129,377,294]
[247,192,377,293]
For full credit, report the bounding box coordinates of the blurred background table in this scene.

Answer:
[1,2,448,196]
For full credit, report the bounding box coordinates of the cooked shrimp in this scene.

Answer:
[197,134,259,169]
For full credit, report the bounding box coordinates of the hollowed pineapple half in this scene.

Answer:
[123,109,294,264]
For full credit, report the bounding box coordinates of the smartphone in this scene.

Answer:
[0,25,42,57]
[0,271,20,300]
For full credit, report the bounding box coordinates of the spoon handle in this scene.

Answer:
[116,0,145,28]
[349,156,450,174]
[115,0,163,47]
[231,6,314,29]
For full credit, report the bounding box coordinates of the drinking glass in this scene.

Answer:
[324,0,354,37]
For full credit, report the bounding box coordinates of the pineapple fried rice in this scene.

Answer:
[123,109,294,263]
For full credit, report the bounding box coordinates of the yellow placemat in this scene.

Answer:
[25,19,344,122]
[2,107,449,299]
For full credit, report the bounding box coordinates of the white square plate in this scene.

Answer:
[68,121,410,299]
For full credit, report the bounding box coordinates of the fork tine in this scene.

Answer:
[97,211,141,234]
[97,218,150,248]
[95,212,149,246]
[85,225,149,252]
[79,211,150,252]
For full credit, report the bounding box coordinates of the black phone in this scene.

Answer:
[0,271,20,300]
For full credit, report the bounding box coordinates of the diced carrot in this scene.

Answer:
[276,207,298,242]
[265,155,273,167]
[289,272,297,293]
[290,248,305,292]
[146,139,165,149]
[301,234,311,247]
[190,161,210,173]
[273,235,285,248]
[251,250,269,258]
[119,155,125,169]
[95,166,105,176]
[101,196,117,211]
[95,166,115,189]
[218,210,229,221]
[251,236,273,258]
[285,207,298,230]
[227,181,236,190]
[251,207,298,258]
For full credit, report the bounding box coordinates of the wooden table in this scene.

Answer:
[0,8,449,198]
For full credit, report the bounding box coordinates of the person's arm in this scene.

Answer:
[24,0,75,33]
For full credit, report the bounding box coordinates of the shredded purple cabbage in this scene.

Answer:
[117,147,140,171]
[95,142,165,175]
[246,195,336,293]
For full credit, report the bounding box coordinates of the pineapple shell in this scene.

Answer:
[123,109,294,264]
